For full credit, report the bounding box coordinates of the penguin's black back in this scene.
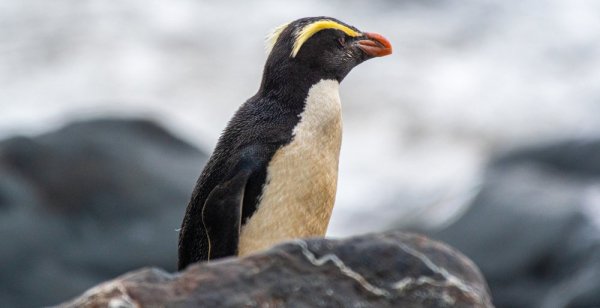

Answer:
[177,70,318,269]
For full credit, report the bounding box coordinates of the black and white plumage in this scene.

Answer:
[177,16,392,270]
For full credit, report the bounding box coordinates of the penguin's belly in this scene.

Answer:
[238,79,342,256]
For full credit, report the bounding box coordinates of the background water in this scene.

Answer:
[2,0,599,235]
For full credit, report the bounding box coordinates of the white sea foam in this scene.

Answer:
[1,0,599,236]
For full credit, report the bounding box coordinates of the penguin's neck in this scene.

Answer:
[258,59,337,106]
[238,79,343,256]
[292,79,342,139]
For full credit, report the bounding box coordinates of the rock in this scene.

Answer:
[428,139,600,308]
[0,118,207,308]
[58,231,493,308]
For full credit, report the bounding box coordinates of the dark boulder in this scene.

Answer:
[58,231,493,308]
[0,118,207,308]
[429,139,600,308]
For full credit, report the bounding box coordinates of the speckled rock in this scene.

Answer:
[58,231,493,308]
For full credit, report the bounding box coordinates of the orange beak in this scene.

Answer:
[357,32,392,57]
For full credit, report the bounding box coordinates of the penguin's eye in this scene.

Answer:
[337,37,346,47]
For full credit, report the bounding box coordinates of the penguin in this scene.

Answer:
[178,16,392,270]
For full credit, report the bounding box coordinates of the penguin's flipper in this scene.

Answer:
[201,167,253,260]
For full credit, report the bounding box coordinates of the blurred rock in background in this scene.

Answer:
[426,140,600,308]
[0,119,206,307]
[3,117,599,307]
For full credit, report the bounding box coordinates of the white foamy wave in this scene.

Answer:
[1,0,599,236]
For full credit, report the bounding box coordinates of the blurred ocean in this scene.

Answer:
[1,0,600,236]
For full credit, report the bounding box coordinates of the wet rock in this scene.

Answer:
[429,139,600,308]
[0,118,207,308]
[59,231,493,308]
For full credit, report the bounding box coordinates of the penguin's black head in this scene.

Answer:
[264,17,392,83]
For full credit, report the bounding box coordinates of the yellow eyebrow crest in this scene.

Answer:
[291,20,361,57]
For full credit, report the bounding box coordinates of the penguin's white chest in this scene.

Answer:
[238,79,343,256]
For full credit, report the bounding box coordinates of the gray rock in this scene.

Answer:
[58,231,493,308]
[429,139,600,308]
[0,118,207,308]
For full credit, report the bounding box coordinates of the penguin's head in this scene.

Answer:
[264,17,392,82]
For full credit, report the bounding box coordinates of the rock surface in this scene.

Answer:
[59,231,493,308]
[0,119,207,308]
[429,139,600,308]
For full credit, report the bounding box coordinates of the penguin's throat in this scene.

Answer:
[238,79,343,256]
[260,61,335,100]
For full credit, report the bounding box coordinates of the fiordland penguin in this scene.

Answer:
[178,16,392,270]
